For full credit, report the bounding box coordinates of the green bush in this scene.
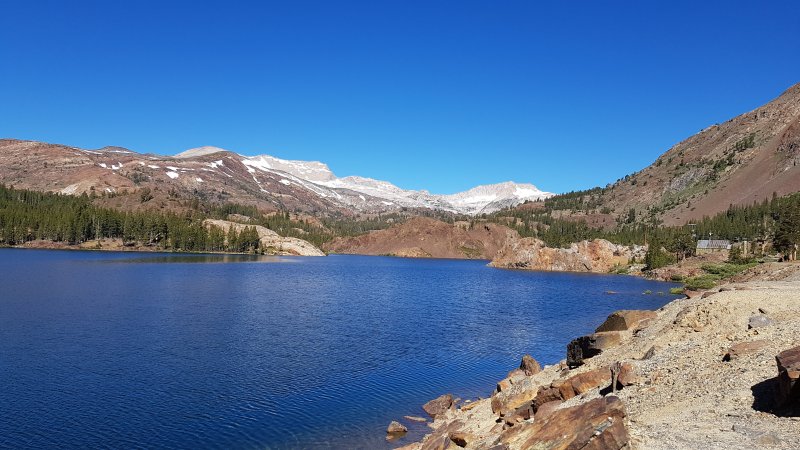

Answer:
[684,274,718,290]
[700,262,756,278]
[669,287,685,295]
[670,274,685,282]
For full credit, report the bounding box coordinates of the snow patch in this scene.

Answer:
[166,171,179,179]
[279,179,291,185]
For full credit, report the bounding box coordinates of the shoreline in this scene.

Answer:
[391,262,800,449]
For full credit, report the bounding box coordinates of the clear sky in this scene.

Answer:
[1,1,798,194]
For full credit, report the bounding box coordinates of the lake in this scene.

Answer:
[0,249,681,449]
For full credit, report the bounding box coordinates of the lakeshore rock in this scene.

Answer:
[567,331,622,367]
[387,420,408,434]
[500,396,629,449]
[776,346,800,407]
[519,354,541,376]
[595,310,657,332]
[423,393,454,419]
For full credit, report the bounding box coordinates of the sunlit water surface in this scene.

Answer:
[0,249,681,449]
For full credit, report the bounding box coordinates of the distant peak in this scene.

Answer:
[174,146,230,159]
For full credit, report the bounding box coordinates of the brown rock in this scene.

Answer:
[532,386,564,412]
[449,431,474,448]
[616,362,640,387]
[404,415,428,423]
[553,367,610,400]
[534,400,561,420]
[501,396,629,449]
[595,310,657,332]
[422,394,454,419]
[519,354,542,376]
[460,400,481,412]
[723,340,769,362]
[419,435,451,450]
[776,346,800,407]
[387,420,408,434]
[567,331,623,367]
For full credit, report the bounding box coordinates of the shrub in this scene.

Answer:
[684,275,718,290]
[669,287,685,295]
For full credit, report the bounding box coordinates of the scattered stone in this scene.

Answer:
[500,396,629,449]
[404,415,427,423]
[702,291,717,299]
[748,315,774,329]
[387,420,408,434]
[723,340,769,362]
[641,345,659,360]
[776,346,800,407]
[616,362,640,387]
[460,401,481,412]
[758,307,769,315]
[719,286,735,292]
[422,394,454,419]
[519,354,542,376]
[595,310,657,332]
[567,332,622,367]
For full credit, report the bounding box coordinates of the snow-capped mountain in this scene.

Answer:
[227,150,553,214]
[0,138,552,216]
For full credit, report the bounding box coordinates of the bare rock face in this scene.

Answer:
[422,393,454,419]
[567,332,623,367]
[595,310,657,332]
[203,219,325,256]
[776,346,800,407]
[500,396,629,449]
[553,367,610,400]
[519,354,541,376]
[489,238,640,273]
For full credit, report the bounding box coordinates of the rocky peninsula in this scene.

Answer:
[389,262,800,449]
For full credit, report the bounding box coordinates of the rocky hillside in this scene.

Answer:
[535,82,800,227]
[324,217,519,259]
[0,139,551,216]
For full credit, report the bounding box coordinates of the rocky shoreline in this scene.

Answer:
[388,262,800,449]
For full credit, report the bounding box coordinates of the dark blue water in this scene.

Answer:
[0,249,681,449]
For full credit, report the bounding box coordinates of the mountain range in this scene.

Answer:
[0,140,552,216]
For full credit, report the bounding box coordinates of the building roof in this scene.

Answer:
[696,239,731,249]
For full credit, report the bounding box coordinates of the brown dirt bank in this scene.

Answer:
[324,217,518,259]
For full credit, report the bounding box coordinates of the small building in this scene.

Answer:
[696,239,731,255]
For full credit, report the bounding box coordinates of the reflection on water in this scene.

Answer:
[0,249,682,449]
[104,253,300,264]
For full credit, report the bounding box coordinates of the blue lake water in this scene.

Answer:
[0,249,682,449]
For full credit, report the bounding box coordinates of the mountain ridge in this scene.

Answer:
[0,139,553,216]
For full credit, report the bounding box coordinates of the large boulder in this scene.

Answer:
[553,367,610,400]
[519,354,542,376]
[423,393,454,419]
[776,346,800,407]
[387,420,408,434]
[500,396,629,449]
[595,310,657,332]
[567,332,622,367]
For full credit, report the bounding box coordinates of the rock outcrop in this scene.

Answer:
[203,219,325,256]
[595,310,657,332]
[500,396,629,449]
[489,238,644,273]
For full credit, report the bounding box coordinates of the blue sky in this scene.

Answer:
[1,1,798,194]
